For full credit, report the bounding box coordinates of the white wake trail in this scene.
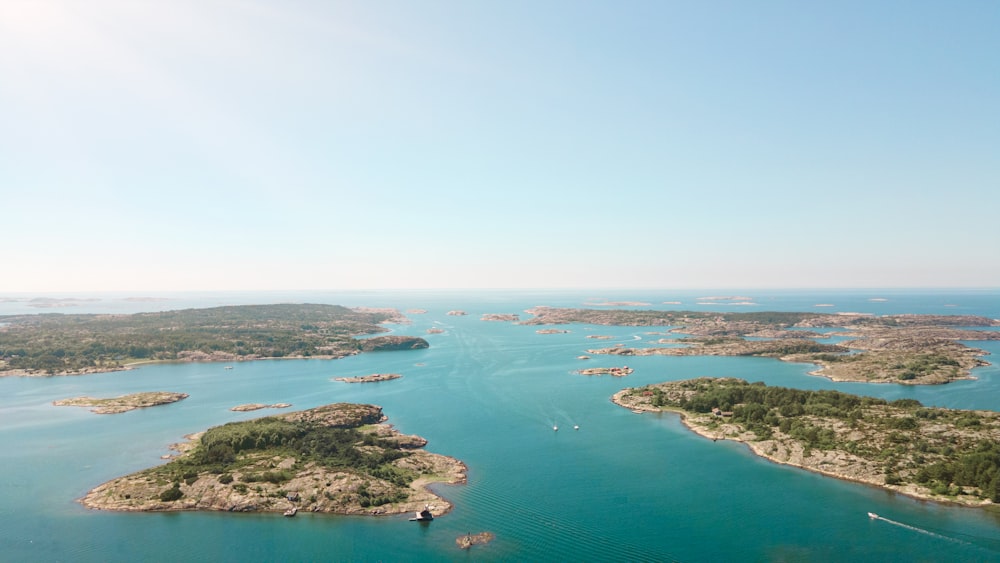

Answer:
[870,514,967,545]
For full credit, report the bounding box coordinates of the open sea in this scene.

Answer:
[2,288,1000,562]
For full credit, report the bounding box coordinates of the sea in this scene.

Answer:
[2,288,1000,562]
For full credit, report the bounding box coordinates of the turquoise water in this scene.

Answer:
[3,290,1000,561]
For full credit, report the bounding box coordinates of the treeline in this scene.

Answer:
[649,379,891,417]
[0,304,399,373]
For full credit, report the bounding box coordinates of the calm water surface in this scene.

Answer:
[2,290,1000,561]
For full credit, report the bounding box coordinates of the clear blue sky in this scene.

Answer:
[2,1,997,292]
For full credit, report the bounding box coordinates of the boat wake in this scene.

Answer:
[868,513,968,545]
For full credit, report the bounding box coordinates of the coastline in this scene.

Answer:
[610,389,997,510]
[1,351,386,378]
[79,404,468,517]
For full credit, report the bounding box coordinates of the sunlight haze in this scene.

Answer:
[2,1,997,292]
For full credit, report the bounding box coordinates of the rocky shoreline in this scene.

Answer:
[230,403,292,412]
[612,379,1000,508]
[54,392,188,414]
[80,403,467,516]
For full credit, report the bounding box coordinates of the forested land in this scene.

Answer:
[0,304,418,374]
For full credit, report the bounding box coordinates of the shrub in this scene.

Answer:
[159,483,183,502]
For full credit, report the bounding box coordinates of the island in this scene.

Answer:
[480,313,519,322]
[426,328,445,334]
[333,373,402,383]
[230,403,292,412]
[80,403,467,516]
[456,532,495,550]
[578,366,633,377]
[524,307,1000,384]
[613,378,1000,507]
[0,304,429,376]
[536,329,570,334]
[54,392,188,414]
[446,310,467,316]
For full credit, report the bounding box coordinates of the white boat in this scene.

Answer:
[867,512,878,519]
[553,425,558,431]
[284,507,297,517]
[573,425,579,430]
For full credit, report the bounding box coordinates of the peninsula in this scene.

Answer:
[54,392,188,414]
[81,403,466,516]
[525,307,999,384]
[614,378,1000,507]
[0,304,428,376]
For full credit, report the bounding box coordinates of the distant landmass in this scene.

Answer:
[526,308,1000,385]
[0,304,428,376]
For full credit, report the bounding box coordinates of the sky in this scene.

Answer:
[1,0,998,292]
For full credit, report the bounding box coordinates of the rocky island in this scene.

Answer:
[81,403,466,516]
[578,366,633,377]
[54,392,188,414]
[0,304,428,376]
[333,373,402,383]
[456,531,495,550]
[480,313,519,322]
[614,378,1000,508]
[525,307,999,384]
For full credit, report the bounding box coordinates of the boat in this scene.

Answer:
[553,425,558,431]
[284,507,297,517]
[409,505,434,522]
[867,512,878,519]
[224,366,233,370]
[573,425,579,430]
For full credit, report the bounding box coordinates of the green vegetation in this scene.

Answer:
[127,406,422,510]
[0,304,424,374]
[628,378,1000,504]
[157,416,414,489]
[895,353,962,381]
[159,483,183,502]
